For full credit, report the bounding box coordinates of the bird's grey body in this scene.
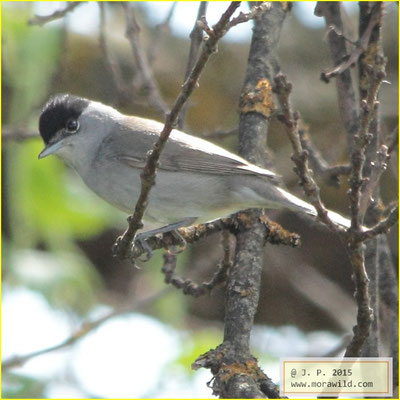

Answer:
[38,94,352,232]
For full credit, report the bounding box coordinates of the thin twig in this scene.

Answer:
[274,74,345,235]
[315,2,359,149]
[125,212,300,261]
[147,2,177,66]
[320,10,380,82]
[121,2,169,115]
[113,2,242,260]
[161,248,231,297]
[98,3,127,103]
[299,129,351,187]
[178,1,208,128]
[358,204,398,242]
[344,3,386,359]
[203,127,238,139]
[348,63,386,230]
[2,128,39,141]
[359,144,390,216]
[386,125,398,155]
[1,288,169,371]
[226,2,272,30]
[28,2,82,26]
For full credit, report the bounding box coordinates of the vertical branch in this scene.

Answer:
[316,1,395,363]
[193,3,288,399]
[121,2,169,115]
[345,2,386,359]
[147,2,177,66]
[230,0,287,354]
[178,1,208,128]
[356,6,398,393]
[315,2,359,149]
[98,3,127,104]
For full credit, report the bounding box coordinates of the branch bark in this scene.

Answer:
[121,3,169,115]
[193,3,288,398]
[315,2,359,149]
[177,1,208,129]
[28,2,82,26]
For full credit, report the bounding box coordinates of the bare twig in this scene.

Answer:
[319,10,380,82]
[226,2,272,30]
[343,244,372,357]
[121,2,168,115]
[1,288,169,371]
[125,212,300,261]
[348,63,386,230]
[358,204,398,242]
[344,2,386,359]
[203,127,238,139]
[2,128,39,141]
[98,3,127,103]
[113,2,242,260]
[161,247,231,297]
[274,74,345,235]
[178,1,208,128]
[315,2,359,149]
[386,125,398,155]
[28,2,82,26]
[359,144,390,216]
[299,129,351,187]
[147,2,177,66]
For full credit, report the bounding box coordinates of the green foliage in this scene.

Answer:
[175,328,221,373]
[7,140,118,247]
[2,372,47,399]
[3,5,62,125]
[6,248,102,314]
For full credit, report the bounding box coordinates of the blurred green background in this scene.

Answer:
[2,2,398,398]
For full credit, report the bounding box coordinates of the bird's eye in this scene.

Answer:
[66,119,79,133]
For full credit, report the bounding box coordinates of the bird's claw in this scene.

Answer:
[166,230,187,255]
[134,236,153,262]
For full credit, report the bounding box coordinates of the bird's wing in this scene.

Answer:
[99,116,277,178]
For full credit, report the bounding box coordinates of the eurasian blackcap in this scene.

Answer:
[38,94,352,236]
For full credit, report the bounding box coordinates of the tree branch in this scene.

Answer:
[274,74,345,235]
[28,2,82,26]
[347,55,385,230]
[1,288,169,371]
[113,2,242,260]
[299,128,351,187]
[147,2,177,66]
[121,3,168,115]
[98,3,127,104]
[315,2,359,149]
[178,2,208,128]
[318,6,380,82]
[344,2,386,359]
[193,3,288,398]
[124,212,300,261]
[358,204,398,242]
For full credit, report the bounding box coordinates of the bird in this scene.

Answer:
[38,94,353,243]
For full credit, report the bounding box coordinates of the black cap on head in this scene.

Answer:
[39,94,89,144]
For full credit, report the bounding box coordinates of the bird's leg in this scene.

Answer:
[134,217,197,261]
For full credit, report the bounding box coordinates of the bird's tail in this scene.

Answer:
[274,186,352,229]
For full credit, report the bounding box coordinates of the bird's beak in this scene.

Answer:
[38,140,64,159]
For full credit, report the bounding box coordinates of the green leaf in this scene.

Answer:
[7,140,120,247]
[2,4,62,124]
[174,328,221,373]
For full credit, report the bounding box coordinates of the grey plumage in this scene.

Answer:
[38,94,352,232]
